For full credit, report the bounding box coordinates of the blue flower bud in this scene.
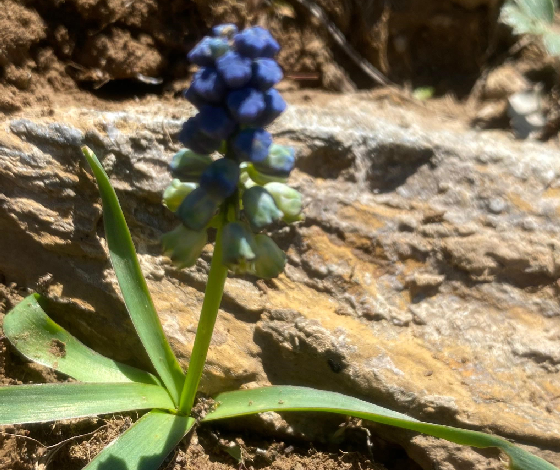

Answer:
[199,158,240,200]
[253,234,286,279]
[264,182,303,223]
[161,225,208,268]
[191,67,226,103]
[251,58,283,90]
[178,117,222,155]
[176,186,219,231]
[216,51,252,88]
[197,105,236,140]
[212,23,239,38]
[188,36,230,66]
[234,26,280,59]
[169,149,213,181]
[253,144,295,177]
[257,88,286,126]
[232,128,272,163]
[221,221,257,272]
[227,87,266,125]
[242,186,283,229]
[163,179,197,212]
[183,86,206,110]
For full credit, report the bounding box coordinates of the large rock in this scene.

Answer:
[0,93,559,469]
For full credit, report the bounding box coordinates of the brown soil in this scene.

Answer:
[3,0,559,138]
[0,0,522,113]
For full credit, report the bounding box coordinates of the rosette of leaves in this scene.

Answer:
[500,0,560,56]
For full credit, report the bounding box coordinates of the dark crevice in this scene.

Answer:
[367,143,435,193]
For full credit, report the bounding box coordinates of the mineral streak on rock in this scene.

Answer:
[0,93,559,468]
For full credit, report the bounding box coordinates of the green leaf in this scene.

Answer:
[82,146,184,405]
[204,386,559,470]
[542,30,560,55]
[516,0,555,23]
[4,294,160,385]
[84,410,195,470]
[500,0,554,34]
[501,4,539,34]
[0,382,174,425]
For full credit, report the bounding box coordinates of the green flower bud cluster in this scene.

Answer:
[161,148,303,279]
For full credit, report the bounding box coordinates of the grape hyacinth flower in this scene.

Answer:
[163,25,302,278]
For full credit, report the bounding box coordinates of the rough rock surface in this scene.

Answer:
[1,92,559,469]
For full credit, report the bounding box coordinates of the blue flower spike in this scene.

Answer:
[161,225,208,268]
[234,26,280,59]
[232,128,273,163]
[212,23,238,38]
[221,221,257,273]
[253,234,286,279]
[191,67,226,103]
[197,105,236,141]
[183,86,206,109]
[188,36,230,66]
[251,58,283,90]
[254,143,295,177]
[264,182,303,223]
[242,186,283,230]
[163,179,197,212]
[227,87,266,125]
[178,117,222,155]
[199,158,241,201]
[169,25,301,279]
[176,186,219,231]
[258,88,287,126]
[216,51,253,88]
[169,149,213,181]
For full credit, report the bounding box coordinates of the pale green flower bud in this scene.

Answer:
[254,144,295,177]
[169,149,213,181]
[161,225,208,268]
[242,186,283,230]
[263,182,303,223]
[246,163,288,186]
[163,179,197,212]
[176,187,219,231]
[239,162,258,189]
[253,234,286,279]
[221,222,257,273]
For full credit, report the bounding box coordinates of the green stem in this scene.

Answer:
[178,219,229,414]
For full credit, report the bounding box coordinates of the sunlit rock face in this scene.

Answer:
[0,93,559,469]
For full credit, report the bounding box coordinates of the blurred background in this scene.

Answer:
[2,0,559,139]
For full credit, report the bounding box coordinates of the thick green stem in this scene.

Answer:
[178,221,228,414]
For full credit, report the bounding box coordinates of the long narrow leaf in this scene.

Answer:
[84,410,195,470]
[204,386,558,470]
[82,147,184,404]
[0,383,174,425]
[516,0,555,23]
[4,294,160,385]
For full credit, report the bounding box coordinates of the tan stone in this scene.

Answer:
[0,93,559,469]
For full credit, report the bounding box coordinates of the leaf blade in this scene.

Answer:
[84,410,195,470]
[0,383,174,425]
[516,0,555,23]
[4,294,160,385]
[204,386,558,470]
[82,146,184,404]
